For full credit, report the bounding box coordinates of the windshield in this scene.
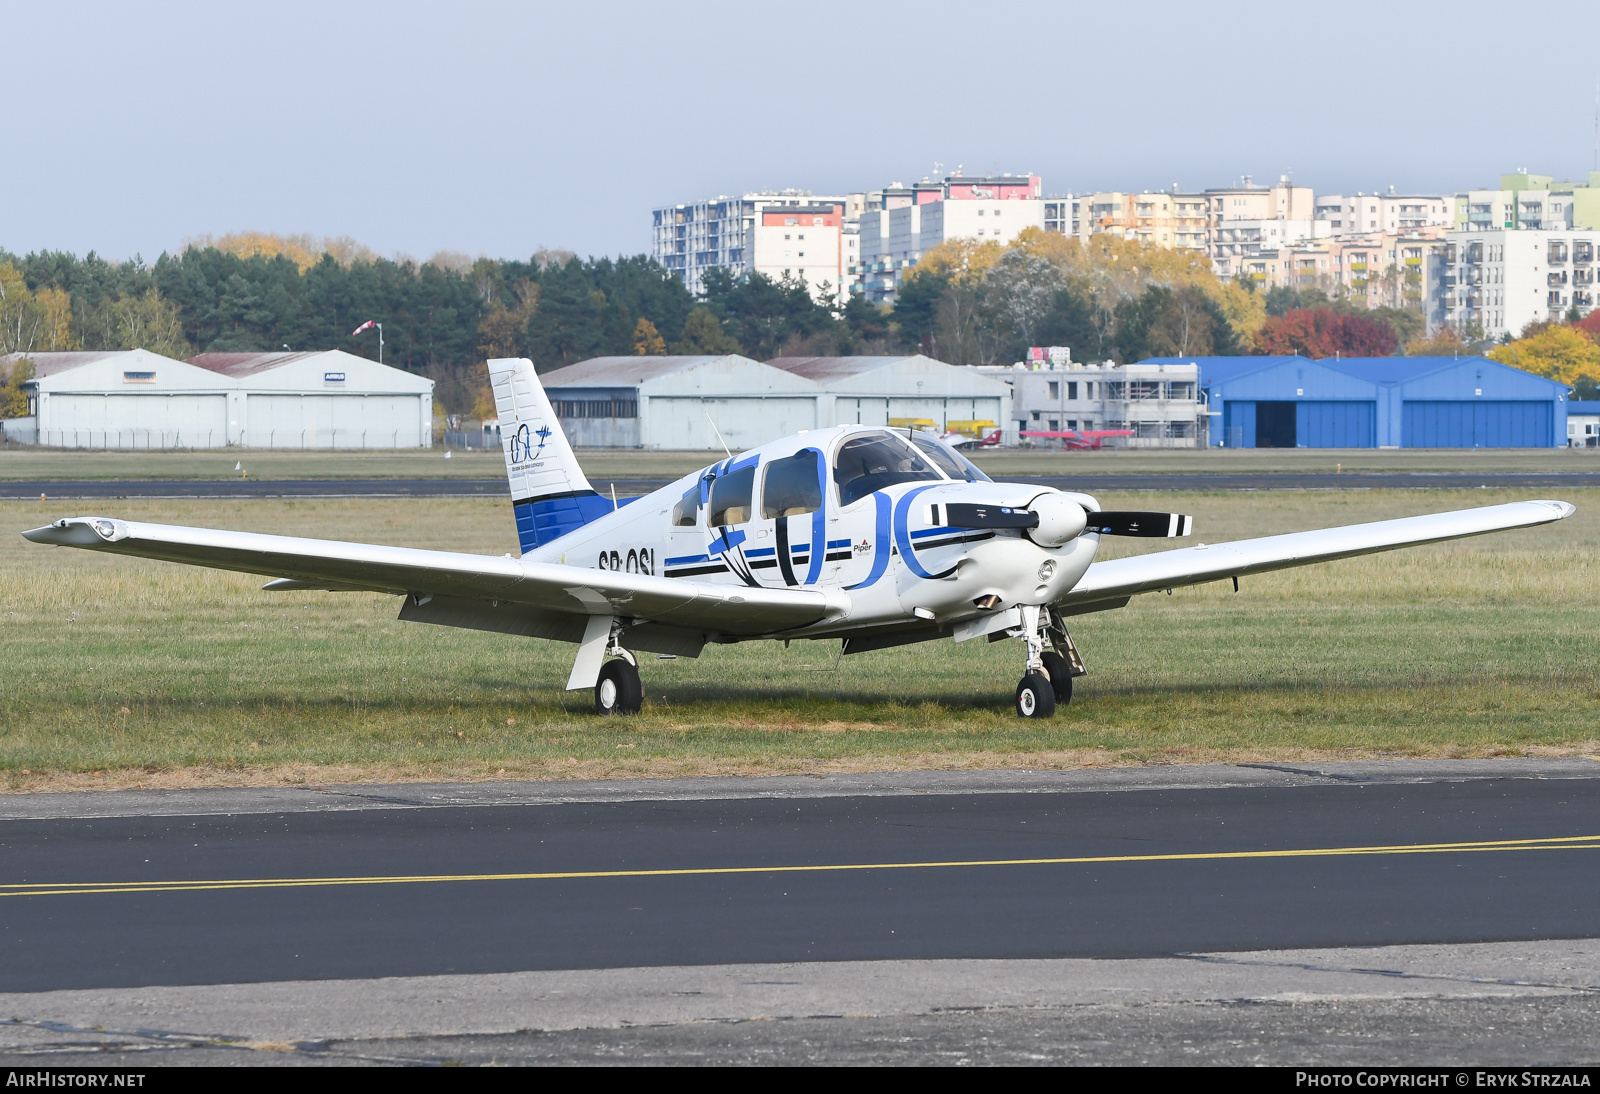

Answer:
[833,431,942,507]
[909,431,992,483]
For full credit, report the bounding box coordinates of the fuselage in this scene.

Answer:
[527,425,1102,640]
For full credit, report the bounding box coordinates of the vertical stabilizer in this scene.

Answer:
[488,357,612,554]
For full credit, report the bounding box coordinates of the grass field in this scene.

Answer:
[3,443,1599,482]
[1,489,1596,790]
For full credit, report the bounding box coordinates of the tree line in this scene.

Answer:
[1,229,1460,416]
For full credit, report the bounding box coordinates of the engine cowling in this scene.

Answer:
[1025,492,1088,547]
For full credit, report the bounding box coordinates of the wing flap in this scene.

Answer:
[23,517,847,636]
[1062,500,1574,607]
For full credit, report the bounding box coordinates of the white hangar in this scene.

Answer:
[767,355,1013,433]
[3,349,235,448]
[187,350,434,449]
[541,355,823,451]
[541,353,1015,450]
[0,348,432,449]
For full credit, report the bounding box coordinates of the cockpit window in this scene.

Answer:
[909,431,992,483]
[833,431,942,507]
[708,463,755,526]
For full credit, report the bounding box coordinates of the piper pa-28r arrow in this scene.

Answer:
[24,358,1575,718]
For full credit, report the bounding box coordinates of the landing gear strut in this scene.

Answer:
[1012,606,1085,718]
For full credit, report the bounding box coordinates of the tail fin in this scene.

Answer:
[488,357,613,554]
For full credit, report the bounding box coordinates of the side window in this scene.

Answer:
[761,451,822,518]
[708,464,755,526]
[671,480,703,527]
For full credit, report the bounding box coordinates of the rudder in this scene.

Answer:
[487,357,613,554]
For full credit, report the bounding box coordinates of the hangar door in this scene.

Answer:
[46,394,227,448]
[1402,401,1553,448]
[1296,401,1375,448]
[245,394,423,448]
[1224,400,1374,448]
[647,397,816,450]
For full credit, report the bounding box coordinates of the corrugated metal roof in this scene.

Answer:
[186,351,323,377]
[1321,355,1564,387]
[0,351,127,379]
[540,356,744,387]
[767,355,922,381]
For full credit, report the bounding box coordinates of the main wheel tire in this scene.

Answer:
[1040,651,1073,706]
[595,658,643,715]
[1015,672,1057,718]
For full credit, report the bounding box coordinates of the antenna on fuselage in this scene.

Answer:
[705,411,733,458]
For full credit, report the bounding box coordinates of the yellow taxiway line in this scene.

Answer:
[3,833,1598,899]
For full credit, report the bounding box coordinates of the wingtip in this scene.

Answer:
[1532,500,1577,520]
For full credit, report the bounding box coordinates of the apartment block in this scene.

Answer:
[1313,190,1451,236]
[1042,190,1207,250]
[1205,176,1316,276]
[1454,171,1600,233]
[652,190,859,297]
[856,174,1043,304]
[1428,229,1598,338]
[748,203,849,304]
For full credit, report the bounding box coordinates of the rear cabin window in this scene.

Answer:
[761,451,823,518]
[671,481,703,527]
[909,432,992,483]
[833,432,941,507]
[708,464,755,526]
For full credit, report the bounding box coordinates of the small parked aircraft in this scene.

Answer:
[23,358,1574,717]
[1020,428,1137,450]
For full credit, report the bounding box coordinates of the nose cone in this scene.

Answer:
[1028,492,1088,546]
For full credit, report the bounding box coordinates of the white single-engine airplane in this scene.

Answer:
[23,358,1575,718]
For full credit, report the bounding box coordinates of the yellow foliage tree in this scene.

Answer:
[0,357,32,418]
[1006,228,1264,341]
[902,237,1005,287]
[35,287,77,350]
[107,289,191,359]
[633,317,666,355]
[0,263,45,354]
[191,232,377,272]
[1487,325,1600,385]
[1404,327,1474,357]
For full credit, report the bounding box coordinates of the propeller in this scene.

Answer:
[1085,511,1192,538]
[942,502,1039,529]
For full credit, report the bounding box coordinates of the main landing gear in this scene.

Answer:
[595,634,643,716]
[1012,606,1084,719]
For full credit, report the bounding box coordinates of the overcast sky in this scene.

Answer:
[4,0,1598,264]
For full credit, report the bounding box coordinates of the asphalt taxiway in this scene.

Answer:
[1,762,1597,1064]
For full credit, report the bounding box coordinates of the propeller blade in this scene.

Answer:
[1085,511,1192,537]
[942,502,1040,529]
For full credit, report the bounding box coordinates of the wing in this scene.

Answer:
[1060,500,1575,609]
[21,516,848,637]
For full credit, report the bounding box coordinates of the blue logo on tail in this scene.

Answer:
[511,423,552,463]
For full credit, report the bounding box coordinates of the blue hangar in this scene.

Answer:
[1142,355,1570,449]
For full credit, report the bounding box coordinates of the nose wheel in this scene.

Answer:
[1015,672,1056,718]
[1011,606,1083,717]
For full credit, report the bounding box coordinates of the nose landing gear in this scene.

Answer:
[1012,605,1085,718]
